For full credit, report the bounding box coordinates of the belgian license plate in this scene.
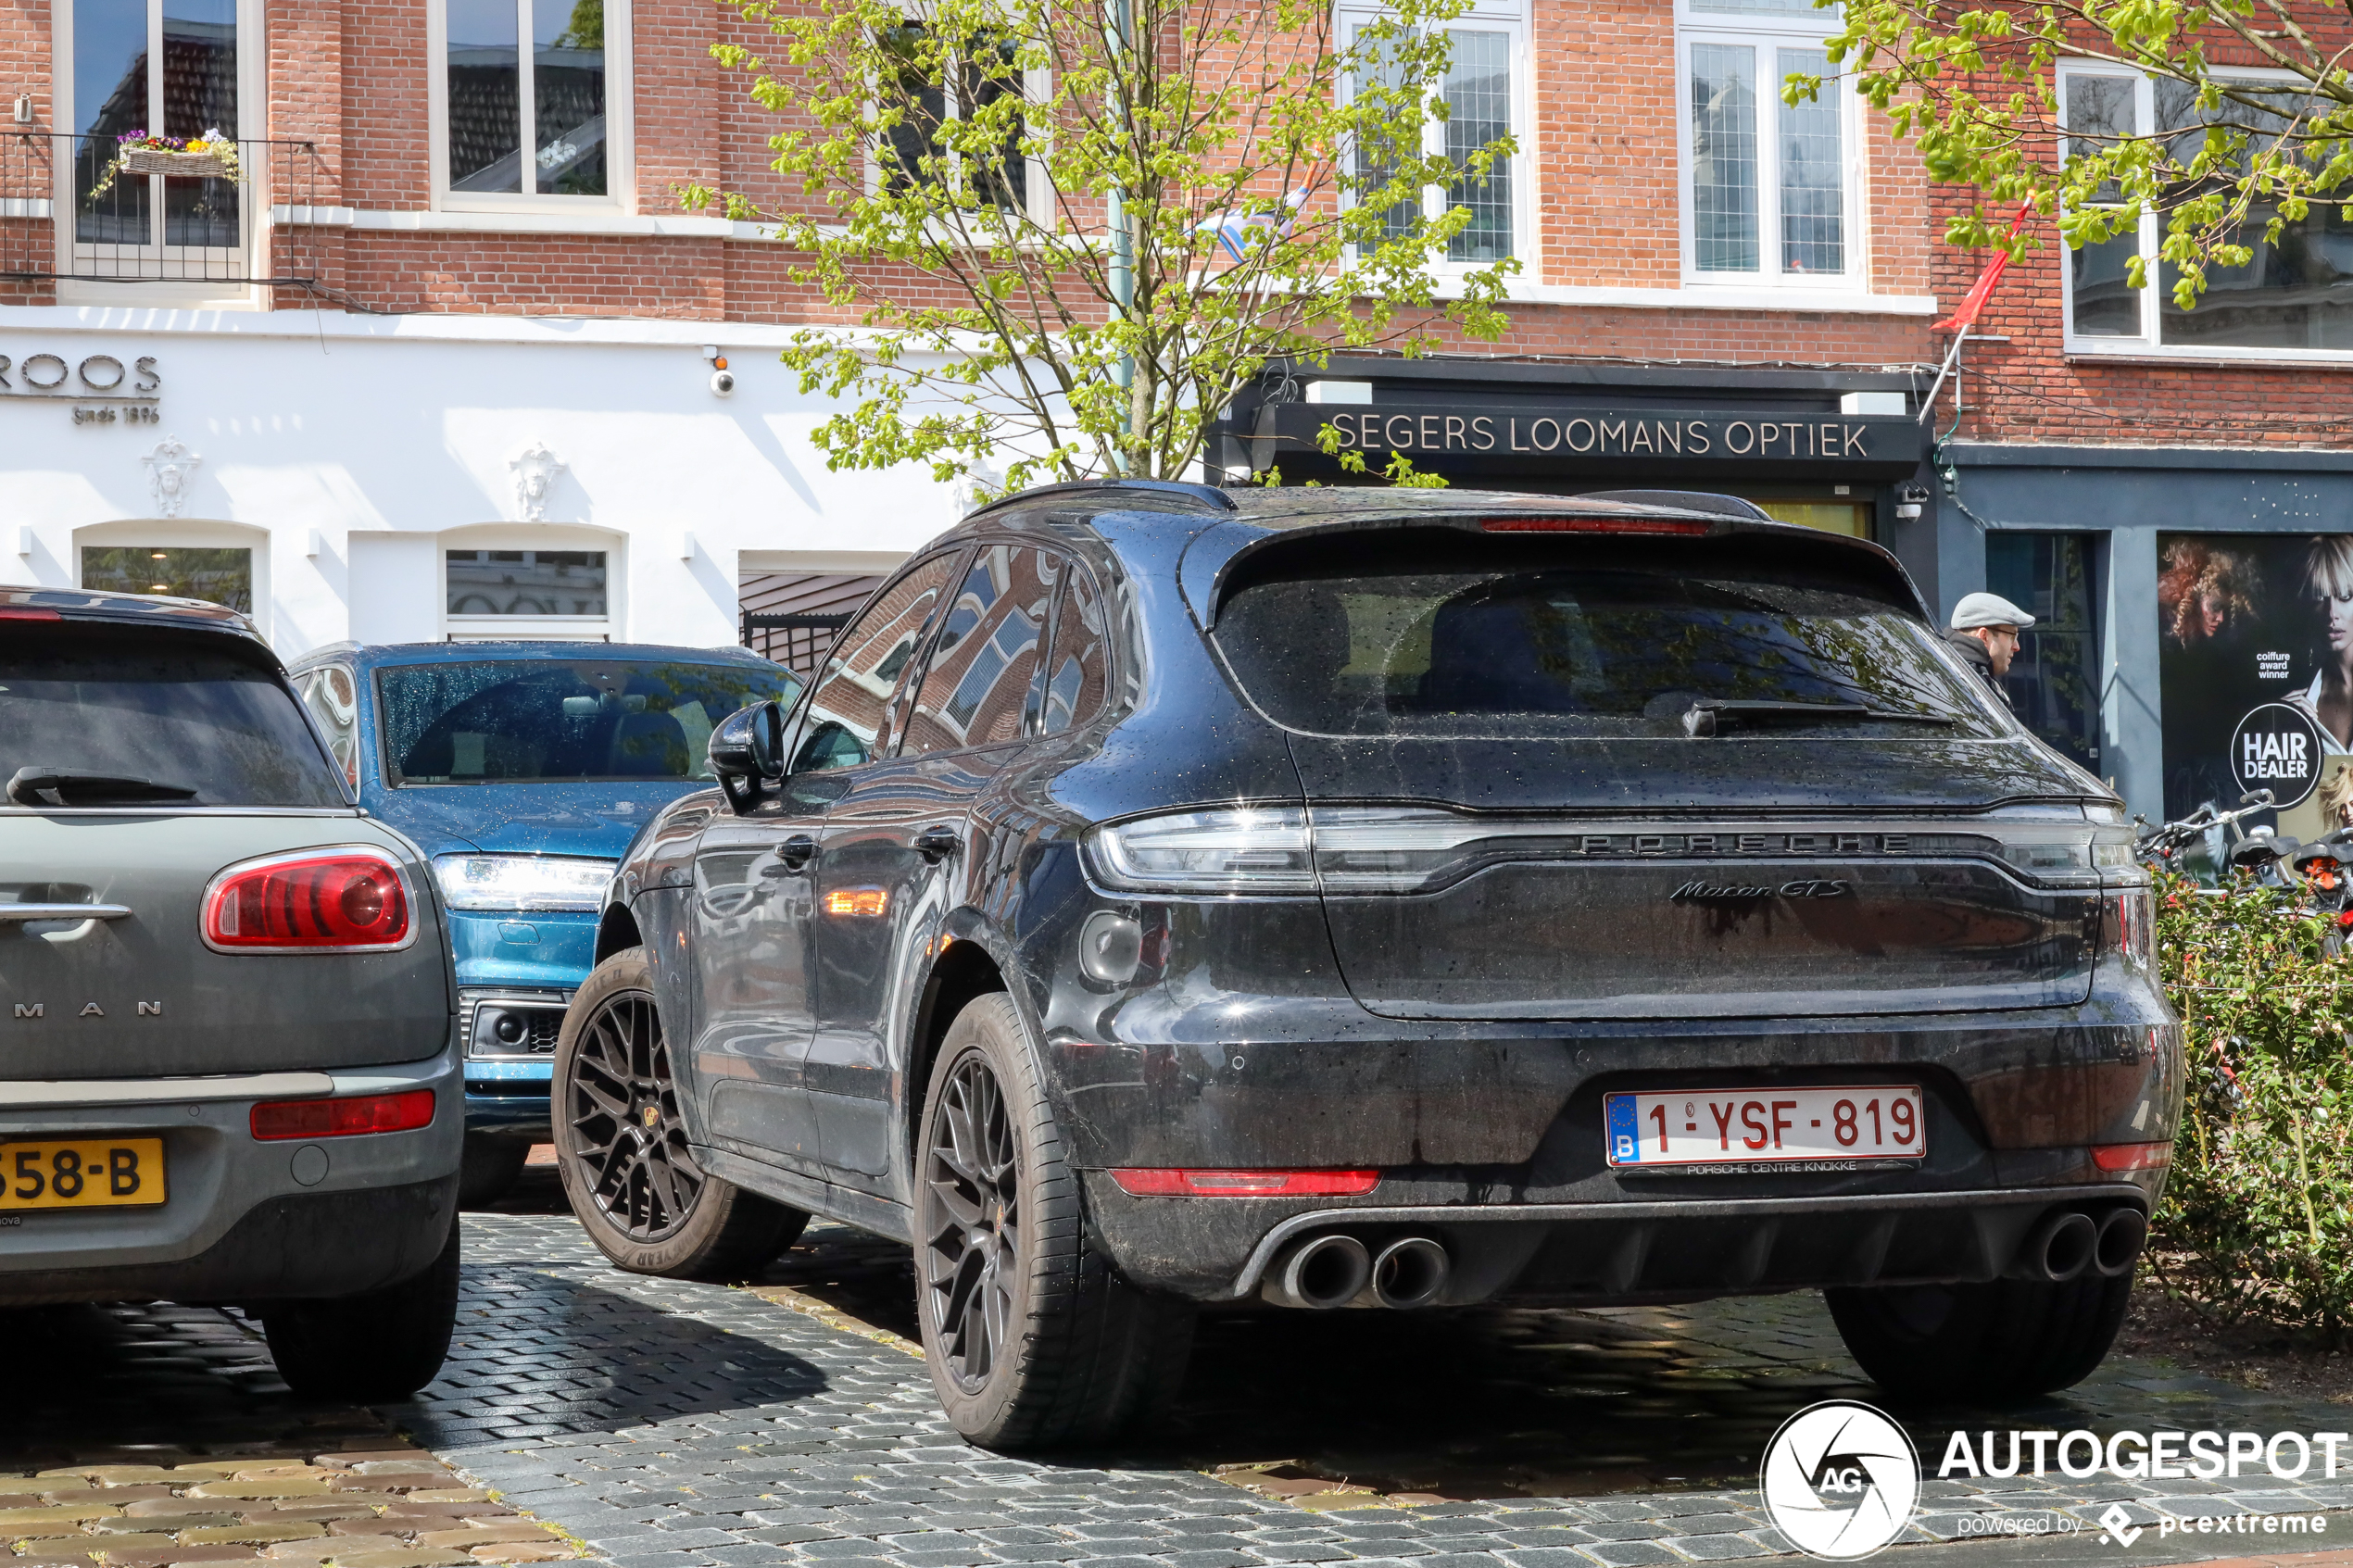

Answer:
[0,1136,167,1210]
[1604,1086,1924,1169]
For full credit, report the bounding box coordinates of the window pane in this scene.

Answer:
[74,0,150,245]
[793,553,961,772]
[2062,73,2134,201]
[963,39,1026,212]
[446,549,607,617]
[533,0,605,195]
[448,0,522,193]
[2159,204,2353,349]
[1690,44,1757,272]
[1986,532,2100,770]
[82,545,253,612]
[1352,25,1418,250]
[1690,0,1836,12]
[1777,49,1842,274]
[1444,30,1512,262]
[901,545,1051,755]
[881,24,948,194]
[162,0,238,246]
[1038,569,1108,735]
[2070,230,2142,335]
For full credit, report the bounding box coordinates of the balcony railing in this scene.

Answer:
[0,132,325,289]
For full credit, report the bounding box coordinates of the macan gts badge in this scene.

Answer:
[547,481,2179,1454]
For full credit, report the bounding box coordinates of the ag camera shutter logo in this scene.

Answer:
[1760,1400,1920,1560]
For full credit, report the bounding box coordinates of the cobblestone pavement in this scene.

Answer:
[16,1173,2353,1568]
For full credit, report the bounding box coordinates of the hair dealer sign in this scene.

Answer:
[1261,401,1924,481]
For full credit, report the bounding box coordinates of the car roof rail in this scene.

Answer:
[963,478,1239,522]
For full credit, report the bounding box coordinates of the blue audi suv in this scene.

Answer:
[286,640,800,1200]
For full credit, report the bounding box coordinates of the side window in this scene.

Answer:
[791,552,961,774]
[300,665,360,787]
[1038,567,1110,735]
[900,545,1055,756]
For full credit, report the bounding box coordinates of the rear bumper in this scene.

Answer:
[0,1043,463,1305]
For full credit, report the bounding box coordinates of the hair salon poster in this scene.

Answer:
[2159,533,2353,835]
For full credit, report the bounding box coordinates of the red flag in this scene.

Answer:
[1931,203,2031,333]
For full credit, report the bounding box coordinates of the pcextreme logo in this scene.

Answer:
[1759,1401,1921,1561]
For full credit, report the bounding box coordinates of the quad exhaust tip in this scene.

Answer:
[1369,1236,1450,1310]
[2012,1207,2145,1284]
[1261,1234,1452,1310]
[1265,1234,1371,1310]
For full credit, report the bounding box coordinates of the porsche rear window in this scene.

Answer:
[1212,546,2000,740]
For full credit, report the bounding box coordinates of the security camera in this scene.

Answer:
[710,369,736,397]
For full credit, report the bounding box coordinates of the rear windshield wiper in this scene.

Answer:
[1681,699,1958,737]
[6,767,199,807]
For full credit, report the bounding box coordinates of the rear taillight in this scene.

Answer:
[1481,517,1713,535]
[251,1088,436,1141]
[1109,1168,1379,1197]
[203,848,412,952]
[2091,1142,2171,1173]
[0,607,61,621]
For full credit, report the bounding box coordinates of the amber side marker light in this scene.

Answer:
[252,1088,436,1141]
[1109,1168,1380,1197]
[824,887,889,918]
[2091,1142,2171,1172]
[1482,517,1714,536]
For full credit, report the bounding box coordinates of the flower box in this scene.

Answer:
[120,148,233,179]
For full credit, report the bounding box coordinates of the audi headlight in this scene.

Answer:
[432,854,614,912]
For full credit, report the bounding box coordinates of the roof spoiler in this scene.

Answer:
[963,478,1238,521]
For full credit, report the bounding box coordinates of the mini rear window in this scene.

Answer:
[1212,544,2001,740]
[0,626,347,807]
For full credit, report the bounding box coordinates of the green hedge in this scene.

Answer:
[2153,874,2353,1334]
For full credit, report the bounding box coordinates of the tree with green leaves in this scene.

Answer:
[685,0,1516,495]
[1819,0,2353,310]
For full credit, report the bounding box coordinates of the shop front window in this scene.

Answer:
[1986,532,2100,771]
[1752,498,1870,538]
[82,544,252,611]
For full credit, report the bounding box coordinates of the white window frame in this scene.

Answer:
[1676,0,1866,291]
[861,34,1054,231]
[427,0,635,214]
[50,0,269,304]
[1337,0,1534,273]
[2055,58,2353,362]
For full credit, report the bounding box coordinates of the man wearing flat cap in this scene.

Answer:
[1945,591,2034,708]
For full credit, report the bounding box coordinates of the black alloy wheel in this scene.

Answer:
[912,992,1196,1449]
[553,947,806,1279]
[922,1048,1022,1392]
[568,987,703,1240]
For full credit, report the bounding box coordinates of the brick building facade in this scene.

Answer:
[21,0,2302,823]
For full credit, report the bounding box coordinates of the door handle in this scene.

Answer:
[763,834,817,875]
[913,827,960,863]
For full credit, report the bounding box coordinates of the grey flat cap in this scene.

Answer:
[1950,591,2035,631]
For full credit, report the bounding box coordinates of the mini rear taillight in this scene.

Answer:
[251,1088,436,1141]
[2091,1142,2171,1173]
[203,848,411,952]
[0,607,62,620]
[1109,1168,1380,1197]
[1481,517,1713,535]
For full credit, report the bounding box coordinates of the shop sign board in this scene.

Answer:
[0,349,163,425]
[2158,532,2353,827]
[1259,401,1924,480]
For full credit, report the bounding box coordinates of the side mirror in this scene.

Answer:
[709,701,786,812]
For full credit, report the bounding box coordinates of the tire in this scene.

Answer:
[458,1132,530,1207]
[914,992,1194,1451]
[552,947,807,1281]
[1825,1268,2134,1405]
[264,1212,460,1401]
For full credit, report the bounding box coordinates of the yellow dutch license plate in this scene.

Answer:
[0,1136,167,1210]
